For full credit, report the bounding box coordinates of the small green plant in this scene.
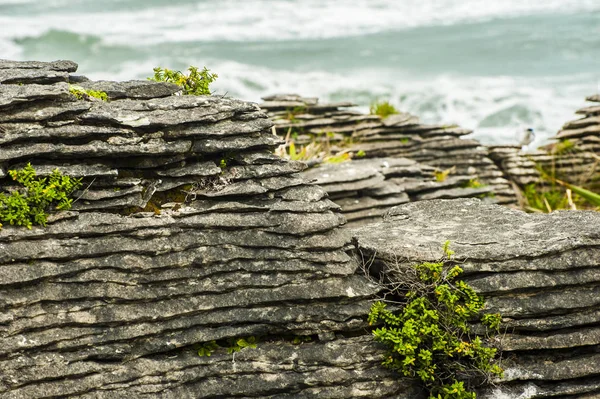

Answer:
[196,341,219,357]
[551,139,576,156]
[462,179,485,189]
[292,335,312,345]
[368,241,503,399]
[434,167,456,183]
[149,66,218,95]
[0,164,82,229]
[370,100,399,119]
[69,85,108,101]
[227,336,257,354]
[286,106,307,122]
[356,150,366,158]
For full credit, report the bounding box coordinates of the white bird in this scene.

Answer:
[519,128,535,151]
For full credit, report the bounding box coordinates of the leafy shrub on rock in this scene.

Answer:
[0,164,82,229]
[149,66,218,95]
[368,241,503,399]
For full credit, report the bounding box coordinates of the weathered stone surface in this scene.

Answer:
[2,61,597,399]
[301,158,495,226]
[0,59,78,72]
[352,198,600,397]
[78,79,181,99]
[0,82,71,108]
[261,94,518,206]
[0,62,405,398]
[0,68,69,84]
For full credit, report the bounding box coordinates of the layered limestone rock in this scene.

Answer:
[352,198,600,399]
[532,94,600,191]
[488,145,541,188]
[303,157,495,227]
[0,59,415,398]
[261,94,518,206]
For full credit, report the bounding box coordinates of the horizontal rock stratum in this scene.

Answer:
[352,198,600,399]
[1,59,599,398]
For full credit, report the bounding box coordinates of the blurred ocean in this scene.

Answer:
[1,0,599,147]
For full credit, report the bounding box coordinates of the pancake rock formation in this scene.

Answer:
[352,198,600,399]
[0,59,599,399]
[260,94,519,208]
[0,59,416,398]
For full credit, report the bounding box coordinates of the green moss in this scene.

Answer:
[0,164,82,229]
[370,100,399,119]
[368,241,503,399]
[149,66,217,95]
[69,85,108,101]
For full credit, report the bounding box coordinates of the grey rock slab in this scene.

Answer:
[0,68,69,84]
[319,174,386,194]
[467,267,600,294]
[484,284,600,317]
[4,275,376,334]
[486,378,600,399]
[0,99,91,123]
[586,94,600,102]
[0,82,71,108]
[502,308,600,332]
[223,161,307,181]
[80,96,259,127]
[233,150,283,165]
[0,59,78,72]
[0,123,135,146]
[414,186,493,201]
[353,198,600,266]
[78,80,180,99]
[165,115,273,139]
[74,185,144,201]
[192,133,283,153]
[0,138,192,162]
[576,105,600,115]
[335,194,410,212]
[0,337,416,399]
[155,161,220,177]
[496,326,600,351]
[502,352,600,382]
[380,113,420,127]
[562,115,600,129]
[344,207,389,222]
[70,192,145,211]
[275,185,329,202]
[556,124,600,140]
[13,163,119,178]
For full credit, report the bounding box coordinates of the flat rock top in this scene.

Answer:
[0,59,77,72]
[352,198,600,262]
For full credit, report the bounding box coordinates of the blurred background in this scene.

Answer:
[1,0,599,147]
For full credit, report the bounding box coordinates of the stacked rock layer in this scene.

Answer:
[261,94,518,207]
[353,198,600,399]
[534,94,600,191]
[303,157,495,227]
[0,60,418,398]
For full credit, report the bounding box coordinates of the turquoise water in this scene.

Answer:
[1,0,599,146]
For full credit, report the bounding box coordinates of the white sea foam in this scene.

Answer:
[1,0,599,45]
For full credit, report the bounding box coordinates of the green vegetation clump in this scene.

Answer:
[69,85,108,101]
[368,241,503,399]
[149,66,218,95]
[370,100,400,119]
[434,167,456,183]
[462,179,485,189]
[0,164,82,229]
[195,336,257,357]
